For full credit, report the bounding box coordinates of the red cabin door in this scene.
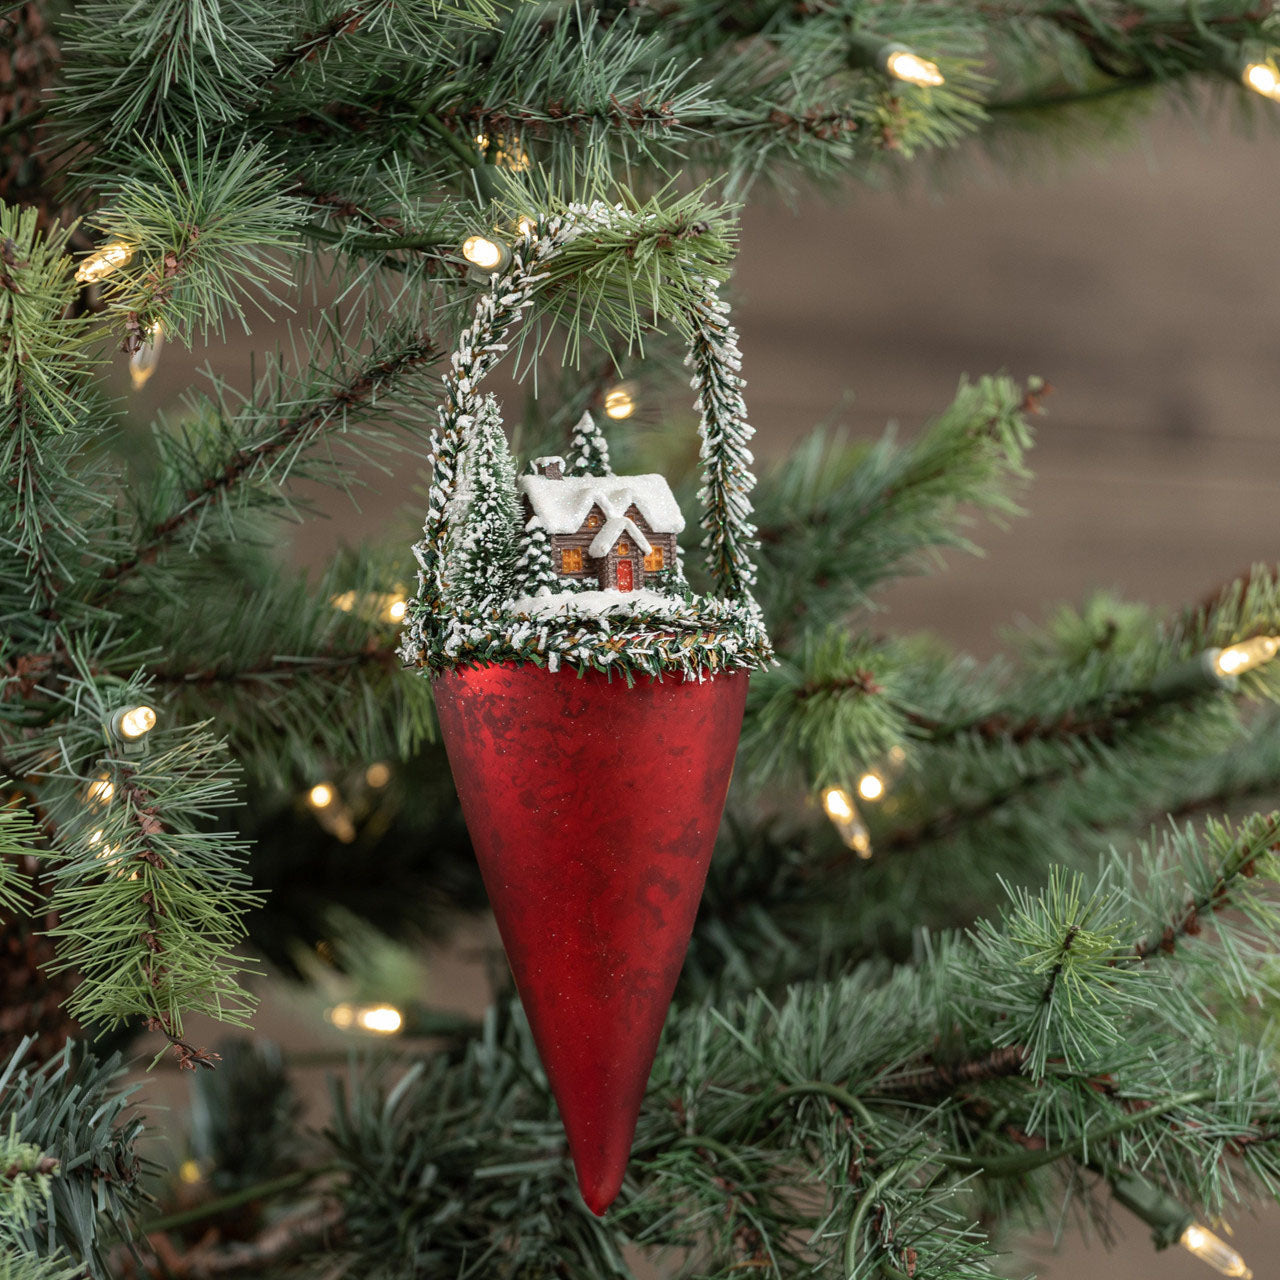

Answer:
[616,559,633,592]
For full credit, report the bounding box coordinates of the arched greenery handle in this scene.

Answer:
[403,202,764,671]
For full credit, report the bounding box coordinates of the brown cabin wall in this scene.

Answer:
[522,496,681,589]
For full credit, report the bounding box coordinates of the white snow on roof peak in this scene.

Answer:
[518,473,685,536]
[589,516,651,559]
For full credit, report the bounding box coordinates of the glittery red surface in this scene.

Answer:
[433,663,748,1215]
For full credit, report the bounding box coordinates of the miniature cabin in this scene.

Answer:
[518,457,684,592]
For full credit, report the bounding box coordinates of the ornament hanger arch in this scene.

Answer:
[415,202,762,624]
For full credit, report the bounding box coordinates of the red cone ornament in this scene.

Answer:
[403,206,770,1214]
[433,663,748,1214]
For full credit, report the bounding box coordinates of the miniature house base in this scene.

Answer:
[431,662,749,1214]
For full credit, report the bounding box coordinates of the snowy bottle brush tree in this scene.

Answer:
[2,1,1280,1278]
[443,393,521,610]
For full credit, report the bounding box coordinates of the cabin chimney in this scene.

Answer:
[533,455,564,480]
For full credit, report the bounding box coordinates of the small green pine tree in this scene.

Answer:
[567,411,611,476]
[513,517,558,598]
[444,396,520,609]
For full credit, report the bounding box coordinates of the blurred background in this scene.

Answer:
[120,100,1280,1277]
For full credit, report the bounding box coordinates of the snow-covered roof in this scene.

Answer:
[589,516,651,559]
[518,473,685,536]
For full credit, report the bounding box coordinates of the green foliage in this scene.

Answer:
[32,670,259,1036]
[967,867,1151,1079]
[188,1039,304,1190]
[60,0,279,142]
[753,375,1036,636]
[311,809,1280,1276]
[0,1256,84,1280]
[0,1041,143,1278]
[521,191,739,359]
[0,807,40,914]
[87,137,306,345]
[0,205,92,430]
[743,629,908,791]
[328,1020,629,1278]
[0,1118,57,1238]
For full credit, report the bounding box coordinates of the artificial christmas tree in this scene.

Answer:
[2,1,1280,1278]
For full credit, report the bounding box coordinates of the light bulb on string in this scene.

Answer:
[308,783,334,809]
[1180,1224,1252,1278]
[474,131,529,171]
[857,772,885,802]
[365,762,392,789]
[306,781,356,842]
[821,786,873,858]
[462,234,510,273]
[604,383,637,420]
[129,320,164,390]
[326,1002,403,1035]
[881,45,945,87]
[331,588,408,625]
[1242,59,1280,102]
[86,774,115,807]
[112,704,157,742]
[1211,635,1280,678]
[74,242,133,284]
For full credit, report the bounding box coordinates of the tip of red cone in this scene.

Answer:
[578,1169,623,1217]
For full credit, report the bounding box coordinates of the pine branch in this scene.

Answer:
[874,1047,1030,1101]
[150,644,400,687]
[164,1200,345,1277]
[97,325,442,590]
[265,6,371,82]
[0,1041,144,1274]
[85,138,305,348]
[1125,813,1278,963]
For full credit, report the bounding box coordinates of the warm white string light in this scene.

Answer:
[462,234,510,273]
[331,589,407,624]
[1180,1224,1252,1278]
[473,132,530,171]
[112,705,157,741]
[306,781,356,842]
[1211,635,1279,678]
[74,242,133,284]
[308,783,335,810]
[881,45,945,87]
[603,383,637,420]
[129,320,164,390]
[1242,58,1280,102]
[365,762,392,788]
[857,772,885,801]
[326,1002,404,1035]
[86,774,115,806]
[821,786,872,858]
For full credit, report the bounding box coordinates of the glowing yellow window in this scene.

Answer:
[644,546,664,572]
[586,513,602,529]
[561,548,583,573]
[617,540,630,556]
